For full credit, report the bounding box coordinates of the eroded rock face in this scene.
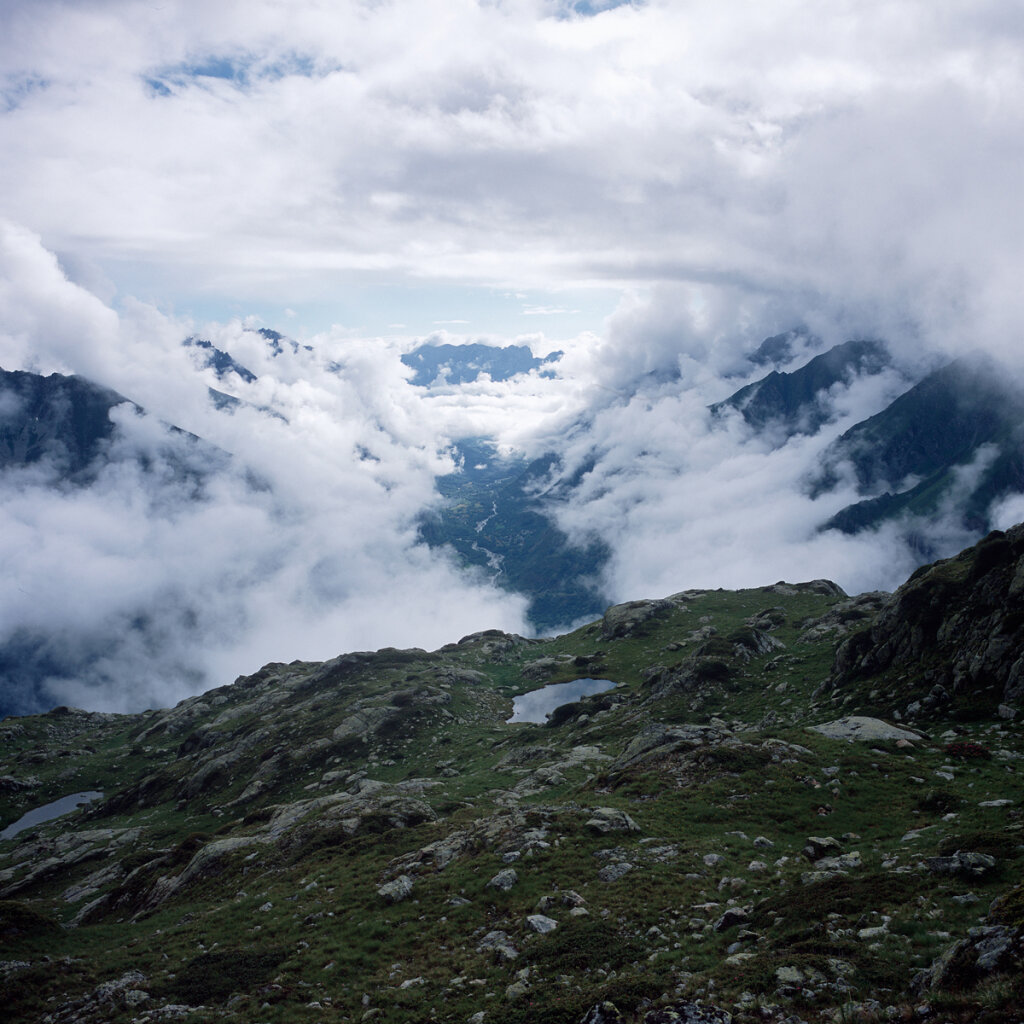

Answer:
[828,526,1024,710]
[918,924,1024,992]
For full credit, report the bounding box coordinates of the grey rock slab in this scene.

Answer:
[477,930,519,962]
[598,862,634,882]
[809,716,923,742]
[586,807,641,834]
[377,875,414,903]
[525,914,558,934]
[487,868,519,891]
[925,852,996,877]
[803,836,843,861]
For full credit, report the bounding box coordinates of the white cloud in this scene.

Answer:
[1,2,1023,712]
[0,0,1019,356]
[0,227,531,714]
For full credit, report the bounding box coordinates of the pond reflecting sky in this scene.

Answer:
[0,791,103,841]
[507,678,616,724]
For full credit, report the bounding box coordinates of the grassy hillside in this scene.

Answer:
[1,540,1023,1023]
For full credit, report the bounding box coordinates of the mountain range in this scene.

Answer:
[420,336,1024,629]
[4,330,1024,717]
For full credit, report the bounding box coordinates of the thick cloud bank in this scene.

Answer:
[1,1,1023,713]
[0,0,1021,351]
[0,226,530,715]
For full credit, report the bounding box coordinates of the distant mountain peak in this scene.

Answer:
[401,342,562,387]
[814,353,1024,541]
[747,325,816,368]
[251,327,312,357]
[711,338,891,439]
[183,337,257,383]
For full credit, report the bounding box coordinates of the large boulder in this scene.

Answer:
[601,600,674,640]
[808,717,922,743]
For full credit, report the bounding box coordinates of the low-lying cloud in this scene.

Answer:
[2,1,1023,712]
[0,228,531,715]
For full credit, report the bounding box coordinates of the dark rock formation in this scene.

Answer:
[828,525,1024,712]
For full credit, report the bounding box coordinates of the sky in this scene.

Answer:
[1,0,1022,346]
[2,0,1024,713]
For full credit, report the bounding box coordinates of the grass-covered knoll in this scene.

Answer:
[1,535,1023,1023]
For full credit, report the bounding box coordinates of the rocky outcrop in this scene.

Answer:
[828,526,1024,712]
[918,923,1024,993]
[601,599,676,640]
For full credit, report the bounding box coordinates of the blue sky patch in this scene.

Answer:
[145,53,320,95]
[1,74,50,113]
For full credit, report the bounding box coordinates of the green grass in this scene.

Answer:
[0,580,1022,1022]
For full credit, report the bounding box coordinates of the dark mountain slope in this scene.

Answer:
[0,368,132,479]
[0,366,230,485]
[183,338,257,383]
[711,339,890,437]
[815,356,1024,540]
[0,368,235,719]
[418,438,609,630]
[747,326,814,368]
[814,356,1024,496]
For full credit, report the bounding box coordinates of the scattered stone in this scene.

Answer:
[642,1000,733,1023]
[814,851,862,871]
[598,862,634,882]
[714,907,749,932]
[477,930,519,962]
[918,924,1024,992]
[487,868,519,891]
[703,853,725,867]
[952,892,980,905]
[505,979,530,1001]
[526,914,558,934]
[581,1003,627,1024]
[803,836,843,861]
[586,807,642,834]
[725,951,756,967]
[925,852,996,877]
[377,875,414,903]
[601,599,674,639]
